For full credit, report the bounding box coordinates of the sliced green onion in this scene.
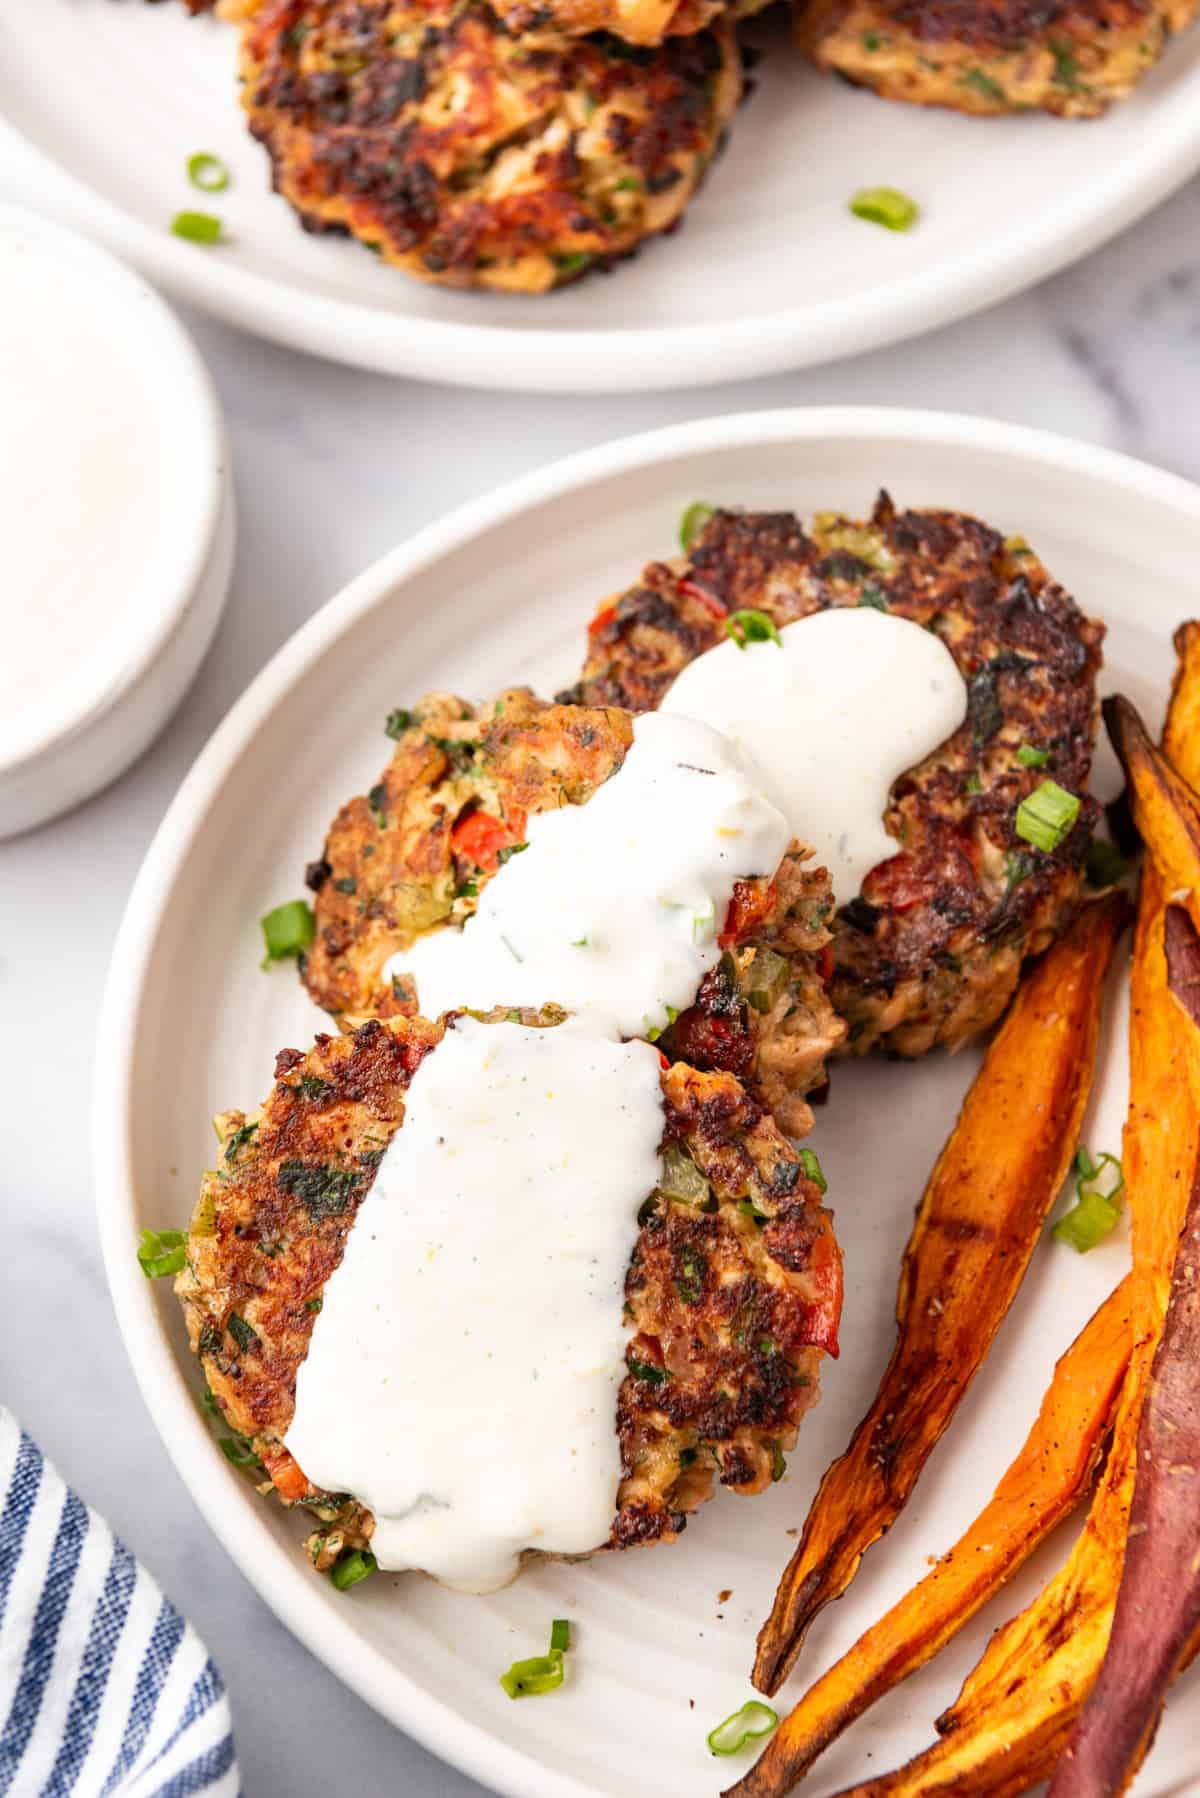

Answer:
[659,1144,711,1207]
[187,152,231,193]
[627,1355,669,1386]
[553,252,592,277]
[725,610,782,651]
[137,1228,187,1280]
[549,1618,571,1653]
[260,899,315,967]
[849,186,919,232]
[331,1549,378,1591]
[218,1436,262,1469]
[1085,838,1129,889]
[500,1651,564,1698]
[1055,1149,1125,1252]
[770,1442,786,1482]
[171,210,223,245]
[1016,744,1050,768]
[798,1148,827,1195]
[746,946,789,1013]
[706,1700,779,1756]
[385,708,414,739]
[1015,780,1081,853]
[680,502,715,552]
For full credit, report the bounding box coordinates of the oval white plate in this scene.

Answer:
[6,6,1200,392]
[96,409,1200,1797]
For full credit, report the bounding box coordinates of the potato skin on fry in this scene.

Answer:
[568,494,1105,1060]
[175,1009,842,1572]
[751,892,1126,1697]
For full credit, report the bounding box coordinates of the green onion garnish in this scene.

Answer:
[500,1651,565,1699]
[798,1148,827,1194]
[706,1700,779,1756]
[725,610,782,651]
[849,187,919,232]
[1016,744,1050,768]
[1054,1148,1125,1252]
[658,1144,711,1208]
[331,1549,378,1591]
[171,210,223,245]
[549,1618,571,1653]
[385,708,414,739]
[553,252,592,277]
[260,899,316,967]
[1015,780,1081,853]
[1085,838,1129,889]
[137,1228,187,1280]
[680,502,715,552]
[187,152,231,193]
[218,1436,262,1469]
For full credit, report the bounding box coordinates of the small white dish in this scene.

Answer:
[95,409,1200,1798]
[0,204,233,839]
[3,3,1200,391]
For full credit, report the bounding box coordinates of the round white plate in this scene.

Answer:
[6,6,1200,392]
[96,409,1200,1798]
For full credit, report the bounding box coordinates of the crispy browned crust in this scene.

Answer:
[566,494,1105,1058]
[303,685,845,1135]
[793,0,1197,116]
[176,1011,843,1568]
[490,0,762,46]
[233,0,741,293]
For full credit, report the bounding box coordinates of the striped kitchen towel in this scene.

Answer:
[0,1409,238,1797]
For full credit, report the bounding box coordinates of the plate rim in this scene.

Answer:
[93,406,1200,1798]
[6,43,1200,394]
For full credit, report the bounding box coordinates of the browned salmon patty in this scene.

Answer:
[489,0,761,48]
[793,0,1197,116]
[300,686,845,1138]
[563,494,1105,1059]
[232,0,741,292]
[176,1008,843,1573]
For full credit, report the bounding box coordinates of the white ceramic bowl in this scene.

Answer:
[5,4,1200,391]
[95,409,1200,1798]
[0,205,233,839]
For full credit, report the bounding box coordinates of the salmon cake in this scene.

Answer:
[489,0,761,48]
[564,495,1105,1058]
[300,687,845,1138]
[175,1009,843,1579]
[233,0,742,292]
[793,0,1198,116]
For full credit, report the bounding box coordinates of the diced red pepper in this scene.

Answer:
[720,878,777,948]
[818,944,835,984]
[677,576,728,622]
[587,604,618,636]
[261,1447,310,1503]
[450,807,527,874]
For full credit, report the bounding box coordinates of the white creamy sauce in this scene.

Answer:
[384,710,791,1036]
[286,1017,665,1591]
[0,219,190,767]
[661,609,968,903]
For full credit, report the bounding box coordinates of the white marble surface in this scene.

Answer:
[3,130,1200,1796]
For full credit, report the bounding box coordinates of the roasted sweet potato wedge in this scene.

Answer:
[723,1279,1133,1798]
[1105,692,1200,940]
[751,893,1128,1697]
[801,637,1200,1798]
[1048,911,1200,1795]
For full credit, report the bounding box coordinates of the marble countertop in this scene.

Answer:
[3,134,1199,1797]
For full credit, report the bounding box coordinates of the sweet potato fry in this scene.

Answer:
[723,1280,1133,1798]
[803,630,1200,1798]
[1048,906,1200,1796]
[1105,692,1200,940]
[808,868,1196,1798]
[751,893,1128,1697]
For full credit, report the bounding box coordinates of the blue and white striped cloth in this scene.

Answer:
[0,1409,239,1797]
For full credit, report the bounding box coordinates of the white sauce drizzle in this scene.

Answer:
[286,1017,665,1591]
[383,710,791,1037]
[661,609,968,903]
